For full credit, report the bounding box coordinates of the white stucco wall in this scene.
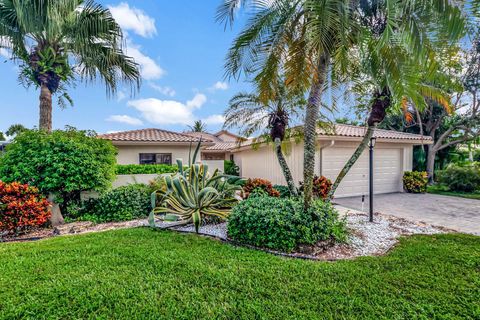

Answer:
[115,144,192,165]
[235,140,415,188]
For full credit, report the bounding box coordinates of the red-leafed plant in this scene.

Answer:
[300,175,332,200]
[0,181,51,234]
[242,178,280,198]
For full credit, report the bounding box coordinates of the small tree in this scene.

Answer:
[0,128,116,217]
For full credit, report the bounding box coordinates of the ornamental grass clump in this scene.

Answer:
[0,181,51,234]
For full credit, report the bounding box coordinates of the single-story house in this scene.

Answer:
[100,124,432,198]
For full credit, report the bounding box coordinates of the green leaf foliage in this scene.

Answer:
[403,171,428,193]
[438,163,480,192]
[115,164,178,175]
[224,160,240,176]
[227,196,347,252]
[74,184,152,223]
[0,129,116,209]
[150,159,243,232]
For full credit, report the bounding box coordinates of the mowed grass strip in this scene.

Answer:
[0,228,479,319]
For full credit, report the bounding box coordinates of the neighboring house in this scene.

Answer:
[99,128,240,172]
[0,141,9,153]
[101,124,432,198]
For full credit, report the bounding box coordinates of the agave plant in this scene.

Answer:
[149,158,243,233]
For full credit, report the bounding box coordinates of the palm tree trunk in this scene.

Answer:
[328,88,390,200]
[303,53,329,210]
[39,84,53,132]
[274,138,298,197]
[328,125,376,199]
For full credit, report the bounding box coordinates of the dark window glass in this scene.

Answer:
[139,153,172,165]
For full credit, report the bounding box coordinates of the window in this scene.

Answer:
[139,153,172,165]
[201,153,225,160]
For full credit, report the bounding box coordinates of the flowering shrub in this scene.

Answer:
[0,181,51,234]
[242,178,280,198]
[403,171,428,193]
[299,175,332,199]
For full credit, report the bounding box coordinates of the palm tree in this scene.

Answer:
[0,0,140,132]
[188,120,207,133]
[327,0,465,198]
[217,0,358,209]
[224,84,304,196]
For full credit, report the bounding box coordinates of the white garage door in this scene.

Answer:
[322,147,402,198]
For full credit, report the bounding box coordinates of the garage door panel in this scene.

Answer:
[322,147,402,198]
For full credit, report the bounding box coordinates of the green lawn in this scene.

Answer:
[0,229,479,319]
[428,185,480,200]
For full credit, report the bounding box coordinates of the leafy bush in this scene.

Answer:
[242,178,280,198]
[403,171,428,193]
[438,164,480,192]
[0,181,51,234]
[224,160,240,176]
[0,129,116,214]
[116,164,177,175]
[75,184,152,223]
[227,196,347,252]
[150,160,243,232]
[299,175,332,199]
[273,185,293,198]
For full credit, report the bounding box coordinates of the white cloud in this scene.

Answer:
[108,3,157,38]
[209,81,229,92]
[126,41,165,80]
[202,114,225,125]
[128,98,194,125]
[106,115,143,126]
[128,93,217,126]
[148,83,176,97]
[116,89,127,102]
[186,93,207,109]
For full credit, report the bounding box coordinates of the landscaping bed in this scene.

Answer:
[165,210,448,260]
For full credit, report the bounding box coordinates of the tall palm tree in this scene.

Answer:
[0,0,140,132]
[327,0,465,198]
[217,0,358,209]
[188,120,207,133]
[224,84,304,196]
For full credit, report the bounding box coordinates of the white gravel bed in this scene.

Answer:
[317,210,446,260]
[172,222,228,239]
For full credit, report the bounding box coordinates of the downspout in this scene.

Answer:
[319,140,335,176]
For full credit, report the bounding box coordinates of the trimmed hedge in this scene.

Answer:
[74,184,152,223]
[115,164,177,175]
[228,196,347,252]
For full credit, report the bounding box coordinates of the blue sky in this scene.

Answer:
[0,1,254,135]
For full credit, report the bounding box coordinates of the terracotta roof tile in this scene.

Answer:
[204,142,238,151]
[99,128,214,143]
[321,124,433,141]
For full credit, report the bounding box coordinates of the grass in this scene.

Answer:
[0,229,479,319]
[427,184,480,200]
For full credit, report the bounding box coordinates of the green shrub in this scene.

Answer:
[224,160,240,176]
[0,129,116,214]
[438,164,480,192]
[273,185,291,198]
[227,196,347,252]
[403,171,428,193]
[76,184,152,223]
[116,164,177,175]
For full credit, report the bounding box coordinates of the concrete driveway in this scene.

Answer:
[335,193,480,235]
